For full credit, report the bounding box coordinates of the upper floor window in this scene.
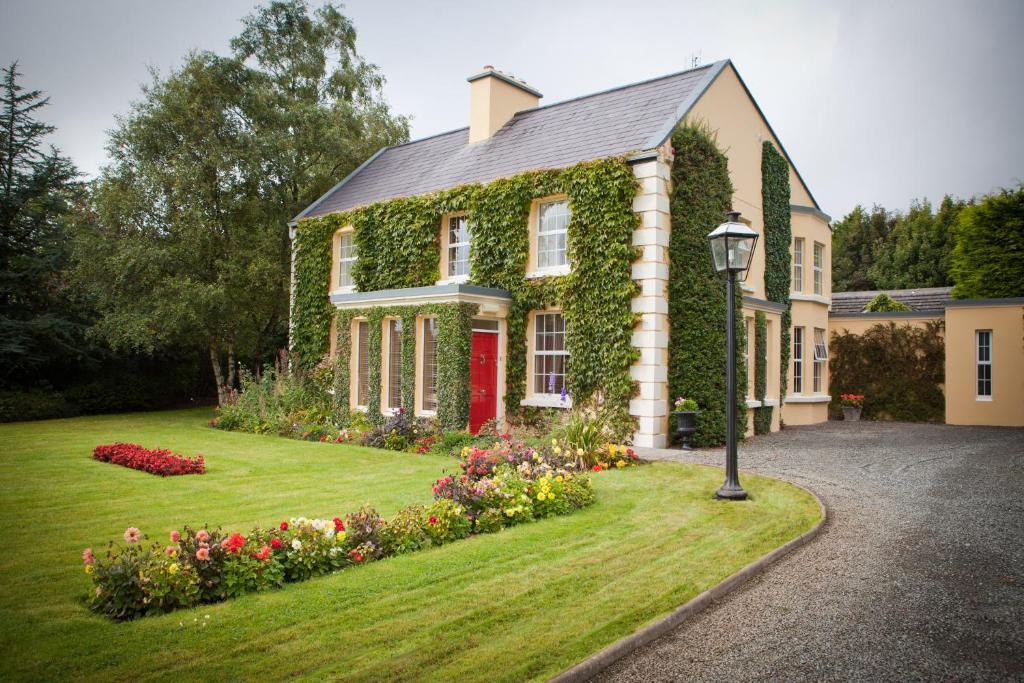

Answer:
[793,238,804,292]
[813,242,824,295]
[447,216,470,278]
[338,232,357,289]
[537,200,569,270]
[976,330,992,399]
[533,311,568,395]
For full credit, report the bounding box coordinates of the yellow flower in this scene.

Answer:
[537,492,546,501]
[461,447,470,457]
[84,564,93,575]
[551,438,558,447]
[576,447,584,457]
[554,447,561,455]
[556,475,563,483]
[168,563,180,575]
[616,459,626,468]
[618,445,627,455]
[607,444,616,457]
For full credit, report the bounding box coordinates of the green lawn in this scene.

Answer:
[0,409,820,682]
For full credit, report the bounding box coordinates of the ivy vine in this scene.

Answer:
[761,141,792,403]
[667,124,746,447]
[753,310,772,434]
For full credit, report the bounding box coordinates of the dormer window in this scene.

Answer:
[537,199,569,269]
[447,216,471,278]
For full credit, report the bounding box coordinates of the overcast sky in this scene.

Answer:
[2,0,1022,218]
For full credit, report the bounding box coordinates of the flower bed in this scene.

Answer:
[83,437,637,621]
[92,443,206,476]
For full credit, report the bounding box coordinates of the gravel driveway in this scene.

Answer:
[595,421,1024,682]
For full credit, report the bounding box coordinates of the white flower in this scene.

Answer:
[311,519,325,531]
[291,538,302,551]
[324,527,335,538]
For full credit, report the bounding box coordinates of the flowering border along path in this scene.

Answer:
[83,437,640,621]
[92,443,206,476]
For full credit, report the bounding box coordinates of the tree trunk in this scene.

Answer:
[210,345,227,407]
[226,342,236,394]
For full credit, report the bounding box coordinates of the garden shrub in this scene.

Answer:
[423,499,472,545]
[864,293,910,312]
[829,321,945,421]
[380,505,430,555]
[343,505,387,561]
[92,443,206,476]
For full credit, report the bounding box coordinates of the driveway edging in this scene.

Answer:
[549,482,828,683]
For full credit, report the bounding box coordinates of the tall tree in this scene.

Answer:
[0,62,83,382]
[73,1,408,404]
[950,186,1024,299]
[831,205,895,291]
[868,196,966,289]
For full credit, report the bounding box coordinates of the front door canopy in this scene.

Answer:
[330,283,512,317]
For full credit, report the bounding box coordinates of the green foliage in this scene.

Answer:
[292,158,639,431]
[829,321,945,422]
[864,293,910,312]
[667,124,745,447]
[380,505,430,555]
[951,186,1024,299]
[0,62,86,381]
[761,141,792,400]
[423,499,472,545]
[214,363,332,435]
[753,311,772,435]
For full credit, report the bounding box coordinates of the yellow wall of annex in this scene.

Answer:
[945,304,1024,427]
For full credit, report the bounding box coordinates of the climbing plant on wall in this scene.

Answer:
[753,310,772,434]
[667,124,746,447]
[290,157,639,434]
[761,141,792,406]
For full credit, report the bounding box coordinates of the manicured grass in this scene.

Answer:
[0,409,820,681]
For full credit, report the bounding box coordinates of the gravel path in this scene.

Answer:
[594,421,1024,682]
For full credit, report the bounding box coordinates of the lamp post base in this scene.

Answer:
[715,483,748,500]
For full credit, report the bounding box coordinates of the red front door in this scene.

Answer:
[469,331,498,433]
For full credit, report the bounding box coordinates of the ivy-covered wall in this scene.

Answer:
[667,125,746,447]
[291,158,639,433]
[753,311,772,434]
[761,141,792,406]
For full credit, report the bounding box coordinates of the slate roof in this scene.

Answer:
[830,287,954,314]
[296,62,727,220]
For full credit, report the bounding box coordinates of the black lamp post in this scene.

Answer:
[706,211,758,500]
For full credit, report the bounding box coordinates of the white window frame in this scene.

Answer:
[354,319,369,410]
[792,327,804,394]
[386,318,403,412]
[338,231,357,290]
[446,215,471,280]
[535,199,569,273]
[532,311,568,397]
[421,317,438,413]
[976,330,992,400]
[813,328,828,393]
[793,238,804,293]
[813,242,824,295]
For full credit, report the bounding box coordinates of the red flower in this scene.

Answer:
[280,521,288,531]
[428,515,438,525]
[592,465,602,472]
[225,532,246,554]
[254,545,271,561]
[270,537,282,550]
[333,517,345,532]
[348,550,363,563]
[91,443,205,476]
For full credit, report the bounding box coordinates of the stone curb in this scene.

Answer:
[549,482,828,683]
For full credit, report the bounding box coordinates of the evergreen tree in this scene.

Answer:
[0,62,84,382]
[831,205,895,291]
[950,186,1024,299]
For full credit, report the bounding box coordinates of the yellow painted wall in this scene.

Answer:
[469,74,539,143]
[945,303,1024,427]
[829,314,942,338]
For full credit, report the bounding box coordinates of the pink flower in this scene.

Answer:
[196,529,210,542]
[220,537,231,550]
[164,546,177,557]
[82,548,95,565]
[428,515,438,525]
[170,530,181,543]
[196,547,210,561]
[123,527,141,544]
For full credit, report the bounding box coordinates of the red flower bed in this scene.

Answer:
[92,443,206,476]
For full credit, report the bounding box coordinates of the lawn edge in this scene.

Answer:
[548,477,828,683]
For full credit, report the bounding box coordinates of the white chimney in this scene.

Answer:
[467,66,542,144]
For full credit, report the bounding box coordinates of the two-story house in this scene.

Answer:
[289,60,832,447]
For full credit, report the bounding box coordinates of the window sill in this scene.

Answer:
[745,399,762,408]
[417,409,437,417]
[762,398,780,407]
[436,275,470,286]
[330,285,356,296]
[784,394,831,404]
[526,264,570,279]
[740,282,755,293]
[520,395,572,409]
[976,396,993,402]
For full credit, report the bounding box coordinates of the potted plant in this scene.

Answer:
[671,397,703,450]
[840,394,865,421]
